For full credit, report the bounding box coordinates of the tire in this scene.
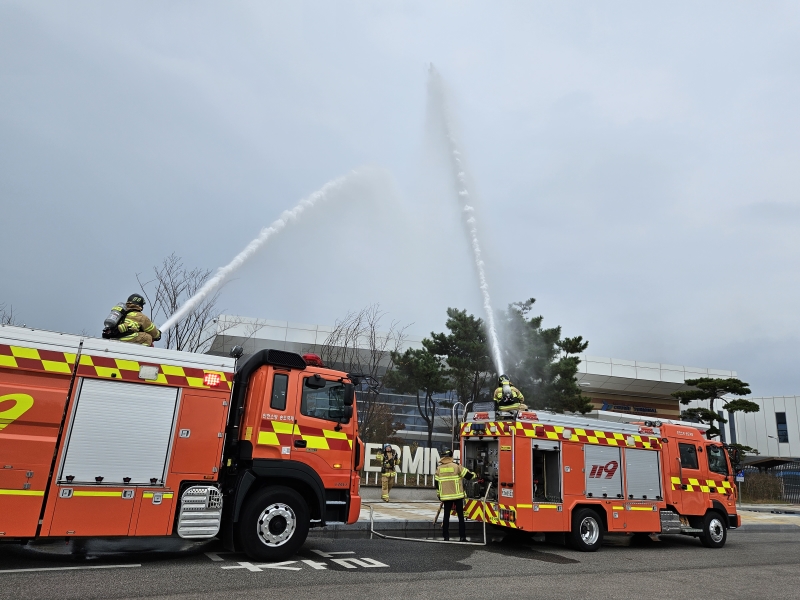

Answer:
[699,511,727,549]
[238,486,310,561]
[568,508,604,552]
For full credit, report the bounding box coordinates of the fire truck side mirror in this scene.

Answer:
[342,406,353,420]
[343,383,355,406]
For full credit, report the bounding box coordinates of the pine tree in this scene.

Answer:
[671,378,759,439]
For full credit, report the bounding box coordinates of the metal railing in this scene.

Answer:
[366,483,492,546]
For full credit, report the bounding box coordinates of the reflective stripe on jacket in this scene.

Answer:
[494,385,524,403]
[379,451,399,474]
[435,457,473,501]
[116,308,161,341]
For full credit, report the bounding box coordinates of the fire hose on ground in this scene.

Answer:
[365,483,492,546]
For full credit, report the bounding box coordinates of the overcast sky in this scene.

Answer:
[1,1,799,396]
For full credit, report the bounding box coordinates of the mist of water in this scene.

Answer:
[427,66,505,374]
[160,168,365,333]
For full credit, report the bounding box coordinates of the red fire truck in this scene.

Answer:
[458,407,740,550]
[0,325,363,560]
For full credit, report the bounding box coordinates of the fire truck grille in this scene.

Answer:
[177,486,223,539]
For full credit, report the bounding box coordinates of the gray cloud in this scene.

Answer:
[1,1,799,396]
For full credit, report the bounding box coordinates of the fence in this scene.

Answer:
[360,471,436,488]
[742,461,800,504]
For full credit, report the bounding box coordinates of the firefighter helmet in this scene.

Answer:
[127,293,146,308]
[442,449,453,458]
[499,374,511,386]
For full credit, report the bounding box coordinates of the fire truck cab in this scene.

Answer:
[0,325,363,561]
[459,408,739,551]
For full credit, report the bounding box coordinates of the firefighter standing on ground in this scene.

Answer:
[104,294,162,346]
[379,444,399,502]
[494,374,527,411]
[435,449,476,542]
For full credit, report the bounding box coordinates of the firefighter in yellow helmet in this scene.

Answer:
[103,294,162,346]
[378,444,399,502]
[435,449,476,541]
[494,374,527,411]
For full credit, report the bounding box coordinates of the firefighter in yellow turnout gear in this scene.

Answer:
[494,374,527,411]
[435,450,476,541]
[378,444,399,502]
[106,294,162,346]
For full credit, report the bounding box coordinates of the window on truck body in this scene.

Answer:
[270,373,289,411]
[678,443,699,469]
[707,444,729,476]
[301,378,346,422]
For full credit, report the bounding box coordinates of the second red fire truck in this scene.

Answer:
[458,406,739,550]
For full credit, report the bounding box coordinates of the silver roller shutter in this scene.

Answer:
[624,448,662,500]
[585,445,623,499]
[60,379,179,485]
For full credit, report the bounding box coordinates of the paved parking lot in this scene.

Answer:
[2,529,799,600]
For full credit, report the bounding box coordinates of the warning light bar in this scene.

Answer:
[303,353,325,367]
[203,372,222,387]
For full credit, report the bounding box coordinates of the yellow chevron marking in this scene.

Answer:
[11,347,40,360]
[42,360,71,373]
[258,431,279,445]
[114,359,140,371]
[161,365,186,377]
[272,422,294,435]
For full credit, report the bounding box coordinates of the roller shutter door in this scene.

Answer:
[624,448,662,500]
[585,445,623,499]
[59,379,179,485]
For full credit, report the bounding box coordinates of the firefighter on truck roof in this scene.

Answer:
[494,374,527,411]
[435,449,476,542]
[103,293,162,346]
[379,444,400,502]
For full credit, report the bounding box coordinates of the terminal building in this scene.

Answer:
[207,316,798,465]
[207,315,769,448]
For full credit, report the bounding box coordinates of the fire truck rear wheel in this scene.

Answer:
[239,486,310,561]
[568,508,604,552]
[699,511,727,549]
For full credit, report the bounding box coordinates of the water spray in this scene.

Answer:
[428,66,505,374]
[160,169,364,333]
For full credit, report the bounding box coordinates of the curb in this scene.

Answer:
[733,524,800,533]
[308,520,484,537]
[308,521,800,537]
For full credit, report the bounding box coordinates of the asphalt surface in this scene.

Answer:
[1,529,799,600]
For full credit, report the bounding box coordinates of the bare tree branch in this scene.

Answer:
[138,253,224,353]
[0,303,18,326]
[319,304,410,442]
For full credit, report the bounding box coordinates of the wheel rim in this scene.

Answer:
[709,517,724,543]
[580,516,600,546]
[257,502,297,547]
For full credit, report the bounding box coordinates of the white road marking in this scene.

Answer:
[0,564,141,574]
[204,552,225,562]
[301,560,328,570]
[310,549,355,558]
[331,558,389,569]
[222,562,264,572]
[221,561,302,572]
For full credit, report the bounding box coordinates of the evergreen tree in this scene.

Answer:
[500,299,592,413]
[385,348,449,448]
[423,308,495,406]
[671,378,759,439]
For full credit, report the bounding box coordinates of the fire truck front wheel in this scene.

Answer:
[699,511,727,549]
[568,508,604,552]
[239,486,310,561]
